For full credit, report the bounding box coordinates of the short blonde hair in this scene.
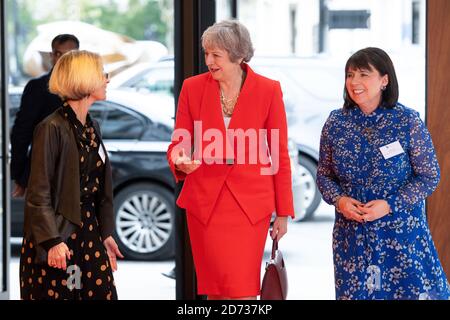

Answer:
[49,50,104,100]
[202,20,254,63]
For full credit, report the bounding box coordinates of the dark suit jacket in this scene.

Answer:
[23,108,115,262]
[11,72,62,188]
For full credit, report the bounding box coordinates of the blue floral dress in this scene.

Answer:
[316,103,450,300]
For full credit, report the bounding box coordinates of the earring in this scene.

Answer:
[381,86,386,91]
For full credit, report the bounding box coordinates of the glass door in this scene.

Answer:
[236,0,426,299]
[5,0,175,300]
[0,0,11,300]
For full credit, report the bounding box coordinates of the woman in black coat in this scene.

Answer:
[19,50,123,300]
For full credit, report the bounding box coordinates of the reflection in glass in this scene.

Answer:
[101,107,145,140]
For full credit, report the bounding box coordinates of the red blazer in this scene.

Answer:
[167,64,294,225]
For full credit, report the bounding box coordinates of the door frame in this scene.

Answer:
[173,0,216,300]
[426,0,450,279]
[0,0,11,301]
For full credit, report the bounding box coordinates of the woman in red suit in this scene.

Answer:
[167,20,294,300]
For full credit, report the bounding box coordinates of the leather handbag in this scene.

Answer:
[261,236,288,300]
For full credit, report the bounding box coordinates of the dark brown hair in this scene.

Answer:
[51,34,80,50]
[343,47,399,109]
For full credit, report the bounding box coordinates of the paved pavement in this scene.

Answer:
[9,202,336,300]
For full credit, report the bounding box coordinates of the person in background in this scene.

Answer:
[317,47,450,300]
[11,34,79,197]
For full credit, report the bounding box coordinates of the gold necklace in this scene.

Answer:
[220,71,246,117]
[220,90,239,117]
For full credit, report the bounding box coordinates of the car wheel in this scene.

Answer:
[292,156,321,222]
[113,183,174,260]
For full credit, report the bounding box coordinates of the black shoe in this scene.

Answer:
[162,267,176,280]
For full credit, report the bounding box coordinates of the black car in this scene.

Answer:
[9,87,176,261]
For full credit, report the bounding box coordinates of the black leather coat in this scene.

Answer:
[23,107,115,262]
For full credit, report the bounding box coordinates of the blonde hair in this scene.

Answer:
[202,20,254,63]
[49,50,104,100]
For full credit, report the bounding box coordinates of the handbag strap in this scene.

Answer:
[270,232,278,260]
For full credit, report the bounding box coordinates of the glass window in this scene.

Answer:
[8,93,21,110]
[412,1,421,44]
[216,0,236,20]
[237,0,427,300]
[5,0,175,300]
[141,121,172,142]
[89,102,108,126]
[101,104,145,140]
[0,124,3,294]
[7,0,174,87]
[126,66,174,96]
[7,92,22,131]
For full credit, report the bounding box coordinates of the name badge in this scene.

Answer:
[379,140,404,160]
[98,144,106,163]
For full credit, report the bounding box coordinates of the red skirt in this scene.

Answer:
[187,183,271,297]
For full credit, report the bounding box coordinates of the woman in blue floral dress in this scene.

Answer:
[317,47,450,300]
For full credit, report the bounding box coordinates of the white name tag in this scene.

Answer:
[98,144,106,163]
[379,140,404,160]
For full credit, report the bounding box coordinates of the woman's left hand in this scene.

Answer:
[271,216,288,241]
[358,200,391,222]
[103,236,124,272]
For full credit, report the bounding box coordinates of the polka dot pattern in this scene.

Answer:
[19,103,117,300]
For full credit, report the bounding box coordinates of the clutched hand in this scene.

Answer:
[336,196,366,223]
[357,200,391,222]
[271,216,288,241]
[174,148,201,175]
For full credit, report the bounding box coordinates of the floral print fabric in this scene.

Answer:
[317,103,450,300]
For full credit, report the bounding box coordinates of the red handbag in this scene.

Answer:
[260,237,288,300]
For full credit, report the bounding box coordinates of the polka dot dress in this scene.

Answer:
[19,103,118,300]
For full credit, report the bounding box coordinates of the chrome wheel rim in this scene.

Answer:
[116,191,172,254]
[292,162,316,221]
